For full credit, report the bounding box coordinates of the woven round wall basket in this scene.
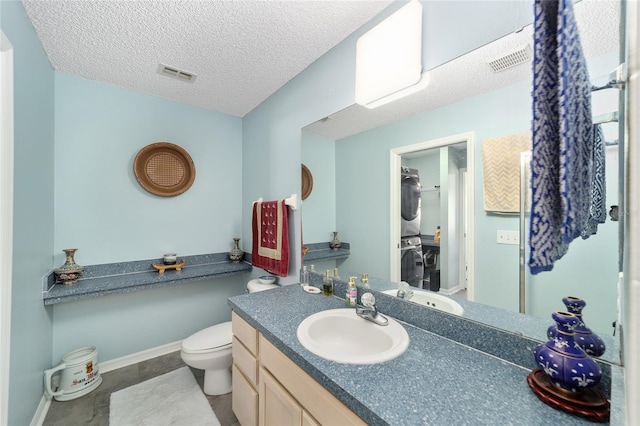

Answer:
[301,164,313,200]
[134,142,196,197]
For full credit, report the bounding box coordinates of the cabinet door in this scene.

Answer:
[259,367,302,426]
[259,335,366,425]
[232,364,258,426]
[302,411,320,426]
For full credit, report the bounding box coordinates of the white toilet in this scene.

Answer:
[180,279,278,395]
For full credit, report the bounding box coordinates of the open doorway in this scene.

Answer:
[390,132,475,300]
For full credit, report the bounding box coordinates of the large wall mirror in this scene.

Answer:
[301,0,622,365]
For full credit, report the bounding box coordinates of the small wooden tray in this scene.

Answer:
[152,259,186,274]
[527,369,609,422]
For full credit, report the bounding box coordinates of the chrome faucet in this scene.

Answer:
[356,293,389,326]
[396,281,414,301]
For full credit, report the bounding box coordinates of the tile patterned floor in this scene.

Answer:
[43,351,238,426]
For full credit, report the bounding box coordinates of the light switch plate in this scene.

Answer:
[497,230,519,245]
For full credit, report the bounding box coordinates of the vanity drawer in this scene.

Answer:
[232,311,258,355]
[233,336,258,386]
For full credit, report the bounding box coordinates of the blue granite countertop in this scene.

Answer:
[228,285,603,425]
[335,270,621,367]
[43,253,251,305]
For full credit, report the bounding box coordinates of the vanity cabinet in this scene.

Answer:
[258,335,364,426]
[231,312,365,426]
[232,312,259,426]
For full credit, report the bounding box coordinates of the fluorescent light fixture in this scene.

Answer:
[363,72,430,109]
[355,0,424,108]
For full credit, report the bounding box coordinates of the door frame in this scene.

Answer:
[460,167,469,290]
[390,132,475,299]
[0,29,14,426]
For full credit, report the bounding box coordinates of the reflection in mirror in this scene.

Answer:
[301,164,313,200]
[301,0,621,365]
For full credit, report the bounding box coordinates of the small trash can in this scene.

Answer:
[44,346,102,401]
[429,270,441,292]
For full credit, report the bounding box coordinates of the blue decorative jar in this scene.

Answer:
[547,296,606,357]
[535,311,602,393]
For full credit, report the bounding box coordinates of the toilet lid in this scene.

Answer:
[182,321,232,352]
[247,279,279,293]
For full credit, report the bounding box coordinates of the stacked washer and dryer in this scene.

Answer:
[400,167,424,288]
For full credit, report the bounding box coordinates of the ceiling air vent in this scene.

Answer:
[158,64,197,83]
[486,44,531,73]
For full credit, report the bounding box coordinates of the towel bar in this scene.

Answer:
[253,193,298,210]
[593,111,619,125]
[591,63,626,92]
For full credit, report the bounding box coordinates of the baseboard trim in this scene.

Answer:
[100,340,183,374]
[439,285,464,296]
[33,340,183,425]
[30,394,51,426]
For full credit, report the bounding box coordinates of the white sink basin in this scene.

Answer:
[296,309,409,364]
[382,289,464,316]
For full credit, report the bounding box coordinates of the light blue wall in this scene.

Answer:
[52,275,248,362]
[301,132,336,244]
[1,2,55,425]
[242,0,532,284]
[420,1,532,70]
[54,73,244,265]
[241,29,359,283]
[52,73,248,361]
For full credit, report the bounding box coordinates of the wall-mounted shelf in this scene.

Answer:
[302,242,350,262]
[42,252,252,305]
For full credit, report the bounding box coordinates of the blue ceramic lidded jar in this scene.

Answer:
[547,296,606,357]
[535,311,602,393]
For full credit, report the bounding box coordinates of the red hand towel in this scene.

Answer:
[251,200,290,277]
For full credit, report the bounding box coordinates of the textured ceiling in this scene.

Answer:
[21,0,393,117]
[304,0,620,140]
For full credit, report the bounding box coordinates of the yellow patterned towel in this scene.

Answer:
[482,132,532,213]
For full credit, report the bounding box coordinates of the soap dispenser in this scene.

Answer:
[346,277,357,307]
[361,273,369,289]
[323,269,334,296]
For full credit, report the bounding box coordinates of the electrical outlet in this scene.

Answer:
[497,230,519,245]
